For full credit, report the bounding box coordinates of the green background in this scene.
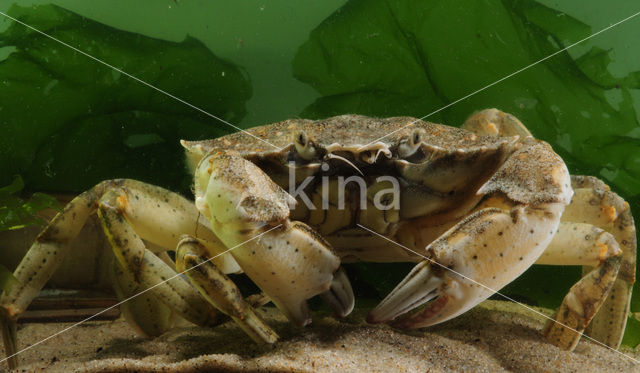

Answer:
[2,0,635,125]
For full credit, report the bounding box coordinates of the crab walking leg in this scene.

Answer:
[176,236,278,344]
[461,108,532,138]
[100,180,244,336]
[368,202,566,328]
[560,175,636,348]
[1,178,237,345]
[111,258,175,337]
[118,236,272,339]
[536,222,622,266]
[194,152,354,326]
[97,180,240,275]
[1,183,107,317]
[97,188,222,328]
[0,178,237,316]
[0,182,113,368]
[535,221,622,350]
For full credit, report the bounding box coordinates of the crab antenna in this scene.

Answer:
[325,153,364,176]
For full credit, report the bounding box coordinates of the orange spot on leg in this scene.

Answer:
[603,205,617,222]
[596,243,609,261]
[116,195,129,211]
[487,122,499,135]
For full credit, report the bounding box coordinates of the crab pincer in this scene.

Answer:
[191,151,354,331]
[369,137,574,331]
[368,202,567,329]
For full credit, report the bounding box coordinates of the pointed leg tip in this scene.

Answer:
[0,307,18,369]
[276,299,312,328]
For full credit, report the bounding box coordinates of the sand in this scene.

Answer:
[4,300,639,372]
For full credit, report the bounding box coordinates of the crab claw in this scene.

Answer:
[320,266,355,318]
[367,261,441,324]
[367,260,487,329]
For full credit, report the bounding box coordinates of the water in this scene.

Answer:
[0,0,639,346]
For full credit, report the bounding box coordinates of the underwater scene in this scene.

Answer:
[0,0,639,371]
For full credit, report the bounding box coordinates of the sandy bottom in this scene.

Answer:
[4,300,639,372]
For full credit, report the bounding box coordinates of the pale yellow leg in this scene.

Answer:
[537,220,623,350]
[110,254,175,337]
[97,184,222,328]
[461,108,532,138]
[0,181,112,369]
[0,179,235,369]
[176,236,279,344]
[560,175,636,348]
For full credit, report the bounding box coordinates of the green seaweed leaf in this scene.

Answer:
[623,315,640,348]
[293,0,640,197]
[0,175,61,232]
[294,0,640,344]
[0,175,61,293]
[0,4,252,194]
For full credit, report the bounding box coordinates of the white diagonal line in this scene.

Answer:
[0,10,279,150]
[356,224,639,365]
[363,9,640,147]
[0,224,282,366]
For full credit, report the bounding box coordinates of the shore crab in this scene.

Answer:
[1,109,635,368]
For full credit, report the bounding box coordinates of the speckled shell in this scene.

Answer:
[182,114,514,156]
[182,114,571,206]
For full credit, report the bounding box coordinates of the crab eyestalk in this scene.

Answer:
[397,129,425,158]
[294,131,317,160]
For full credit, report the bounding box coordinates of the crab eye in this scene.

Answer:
[294,131,317,160]
[412,133,419,145]
[398,129,425,158]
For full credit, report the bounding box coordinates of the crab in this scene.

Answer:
[1,109,636,369]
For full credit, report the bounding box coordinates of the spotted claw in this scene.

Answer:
[367,260,493,329]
